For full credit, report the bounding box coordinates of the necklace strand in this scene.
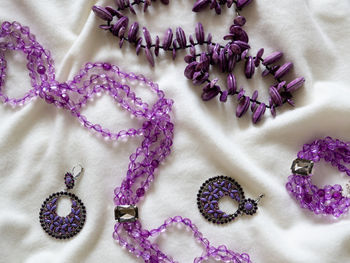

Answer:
[0,20,252,263]
[92,0,305,124]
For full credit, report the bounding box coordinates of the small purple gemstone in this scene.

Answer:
[136,187,145,197]
[325,206,334,214]
[332,191,342,201]
[244,202,253,210]
[303,193,313,204]
[102,63,112,70]
[317,189,325,198]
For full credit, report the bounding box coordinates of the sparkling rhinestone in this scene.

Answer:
[115,205,138,223]
[291,158,314,176]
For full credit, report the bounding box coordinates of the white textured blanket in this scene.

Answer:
[1,0,350,262]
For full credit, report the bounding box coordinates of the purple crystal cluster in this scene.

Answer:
[286,137,350,217]
[92,0,305,124]
[197,175,258,224]
[39,192,86,239]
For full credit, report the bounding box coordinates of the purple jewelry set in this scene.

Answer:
[0,1,347,263]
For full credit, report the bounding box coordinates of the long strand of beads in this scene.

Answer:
[287,137,350,218]
[92,0,305,124]
[0,20,253,263]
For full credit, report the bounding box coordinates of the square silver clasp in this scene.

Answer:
[291,158,314,176]
[115,205,139,223]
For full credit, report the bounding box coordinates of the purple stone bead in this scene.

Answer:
[274,62,293,79]
[128,22,139,43]
[143,27,152,48]
[236,0,253,9]
[234,16,246,26]
[263,51,283,66]
[252,103,266,124]
[236,96,250,118]
[192,0,210,12]
[37,65,46,74]
[269,86,283,106]
[162,28,173,50]
[286,77,305,93]
[244,56,255,78]
[92,6,113,21]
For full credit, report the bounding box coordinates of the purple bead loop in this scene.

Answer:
[286,137,350,218]
[0,20,253,262]
[92,1,305,124]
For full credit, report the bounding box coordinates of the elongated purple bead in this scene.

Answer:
[195,23,205,44]
[230,43,241,54]
[269,86,283,106]
[193,0,210,12]
[162,28,173,50]
[274,62,293,79]
[105,6,123,18]
[113,16,129,36]
[236,96,250,118]
[145,47,154,67]
[286,77,305,93]
[128,22,139,43]
[143,27,152,48]
[236,0,253,9]
[176,27,187,48]
[227,73,237,94]
[234,40,250,50]
[263,51,283,66]
[135,37,142,55]
[155,36,160,56]
[245,56,255,78]
[92,6,113,21]
[220,90,228,102]
[201,85,220,101]
[250,90,258,111]
[252,103,266,124]
[184,62,197,79]
[254,48,264,67]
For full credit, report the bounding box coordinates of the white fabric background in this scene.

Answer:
[0,0,350,262]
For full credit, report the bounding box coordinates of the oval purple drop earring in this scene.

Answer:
[39,165,86,239]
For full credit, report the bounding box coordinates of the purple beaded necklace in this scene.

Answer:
[287,137,350,218]
[0,20,253,262]
[92,0,305,124]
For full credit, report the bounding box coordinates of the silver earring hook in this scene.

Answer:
[72,164,84,179]
[255,194,265,204]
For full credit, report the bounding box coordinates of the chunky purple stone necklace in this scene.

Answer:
[0,21,253,262]
[92,0,305,124]
[287,137,350,218]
